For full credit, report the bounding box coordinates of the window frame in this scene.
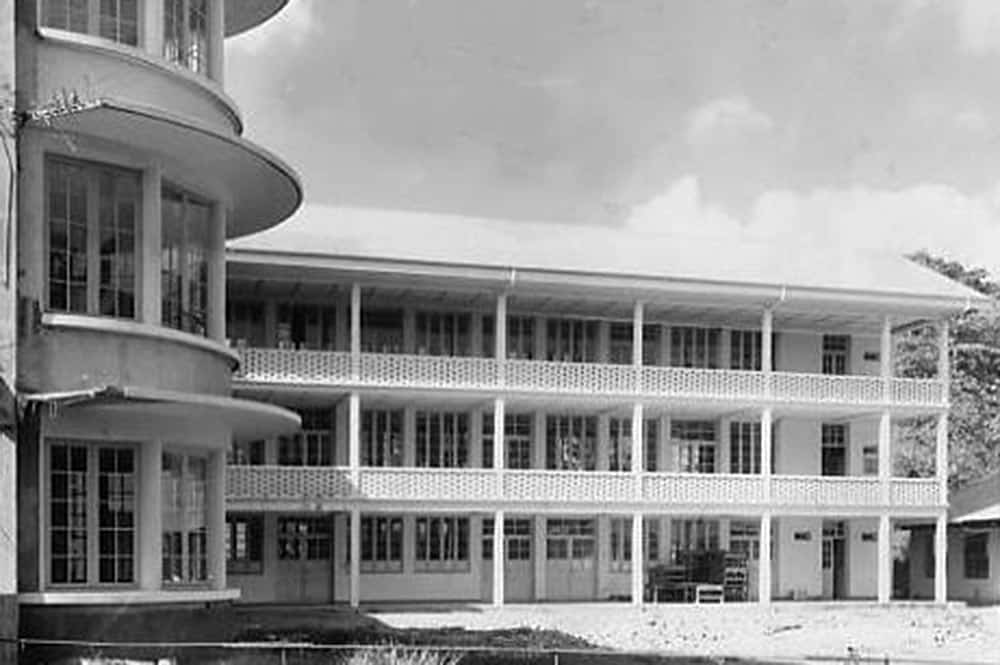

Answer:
[822,334,851,375]
[40,0,141,47]
[414,515,470,572]
[415,411,469,468]
[161,448,210,586]
[672,420,718,474]
[361,408,403,467]
[225,513,264,575]
[277,516,332,561]
[482,518,533,562]
[278,408,334,466]
[161,183,212,336]
[729,421,761,475]
[162,0,210,75]
[963,531,990,580]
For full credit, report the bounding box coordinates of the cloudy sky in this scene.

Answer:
[227,0,1000,273]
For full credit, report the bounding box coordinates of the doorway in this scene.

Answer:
[822,520,847,599]
[273,515,334,603]
[480,517,534,602]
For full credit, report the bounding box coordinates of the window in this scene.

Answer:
[507,315,535,360]
[416,311,471,356]
[161,451,208,584]
[609,322,633,365]
[822,335,850,375]
[546,415,597,470]
[924,532,935,579]
[47,158,140,318]
[821,423,848,477]
[276,303,336,350]
[361,308,403,353]
[164,0,209,75]
[729,422,761,474]
[671,519,720,555]
[277,517,331,560]
[670,327,720,369]
[609,518,660,570]
[228,439,265,466]
[642,324,661,366]
[731,330,762,371]
[41,0,138,46]
[863,445,879,476]
[672,420,717,473]
[607,418,658,471]
[729,521,760,561]
[278,408,333,466]
[358,516,403,572]
[226,514,263,575]
[964,532,989,579]
[481,413,532,469]
[161,185,211,335]
[546,319,598,362]
[416,411,469,468]
[545,519,595,560]
[48,440,136,586]
[415,516,470,572]
[227,301,266,348]
[482,518,532,561]
[361,409,403,466]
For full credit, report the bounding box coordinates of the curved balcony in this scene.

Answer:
[233,347,947,411]
[226,466,944,514]
[36,27,241,135]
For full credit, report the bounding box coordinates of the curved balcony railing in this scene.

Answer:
[226,465,943,512]
[234,347,946,410]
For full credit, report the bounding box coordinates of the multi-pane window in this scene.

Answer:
[278,408,333,466]
[963,532,989,579]
[609,322,633,365]
[226,301,267,348]
[644,419,658,471]
[361,409,403,466]
[415,411,469,468]
[359,516,403,572]
[416,311,471,356]
[642,324,661,366]
[670,327,721,369]
[821,423,848,477]
[277,517,331,560]
[482,314,536,359]
[672,420,717,473]
[481,413,532,469]
[730,330,762,370]
[822,335,850,375]
[41,0,138,46]
[162,451,208,584]
[729,521,760,561]
[482,518,532,561]
[361,308,403,353]
[228,439,265,465]
[609,518,660,571]
[863,445,879,476]
[49,441,136,586]
[545,519,595,560]
[226,514,263,575]
[546,319,598,362]
[608,417,632,471]
[415,516,470,571]
[729,422,761,474]
[546,415,597,470]
[276,303,336,350]
[671,519,720,555]
[47,158,139,318]
[164,0,209,75]
[162,185,211,335]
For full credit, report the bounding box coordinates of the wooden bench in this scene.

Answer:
[694,583,724,604]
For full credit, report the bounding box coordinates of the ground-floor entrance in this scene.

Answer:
[480,517,534,602]
[272,515,335,603]
[821,520,847,600]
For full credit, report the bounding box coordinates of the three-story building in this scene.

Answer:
[223,210,982,606]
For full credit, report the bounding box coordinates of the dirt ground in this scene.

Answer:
[370,602,1000,663]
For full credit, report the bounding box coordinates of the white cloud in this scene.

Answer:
[685,96,773,145]
[625,176,1000,272]
[957,0,1000,54]
[954,108,989,132]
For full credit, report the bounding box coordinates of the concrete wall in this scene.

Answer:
[847,518,878,599]
[774,516,822,599]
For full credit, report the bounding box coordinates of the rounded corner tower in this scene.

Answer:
[12,0,303,638]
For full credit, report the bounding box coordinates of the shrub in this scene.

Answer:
[345,646,463,665]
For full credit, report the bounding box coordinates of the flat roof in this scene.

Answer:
[229,205,988,309]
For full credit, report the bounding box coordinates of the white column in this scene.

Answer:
[403,406,416,467]
[349,508,361,607]
[934,512,948,603]
[470,409,483,468]
[877,513,891,603]
[659,415,673,472]
[632,301,644,366]
[207,449,227,590]
[142,0,164,56]
[936,414,948,504]
[348,392,361,480]
[140,164,162,325]
[938,320,950,384]
[878,410,891,505]
[758,512,772,605]
[492,399,505,471]
[631,512,644,605]
[533,516,546,600]
[207,0,225,83]
[350,283,361,378]
[495,293,508,360]
[881,315,892,401]
[532,411,546,470]
[492,510,505,606]
[761,307,774,372]
[761,409,773,500]
[139,439,163,590]
[596,414,610,471]
[207,204,227,342]
[631,403,644,474]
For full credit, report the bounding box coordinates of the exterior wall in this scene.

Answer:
[847,518,879,599]
[911,528,1000,604]
[774,517,822,599]
[775,331,879,376]
[775,418,820,475]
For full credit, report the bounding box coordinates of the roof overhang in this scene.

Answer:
[22,385,301,441]
[952,504,1000,526]
[225,0,290,37]
[30,99,302,238]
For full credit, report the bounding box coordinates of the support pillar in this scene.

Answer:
[496,293,507,384]
[533,516,546,600]
[207,204,227,342]
[207,0,225,84]
[492,510,505,606]
[878,410,891,505]
[140,164,162,325]
[877,513,891,603]
[758,512,772,605]
[761,307,773,372]
[348,392,361,480]
[349,508,361,607]
[934,512,947,603]
[761,409,773,498]
[492,399,505,471]
[631,403,644,475]
[207,449,227,590]
[936,414,948,505]
[880,315,892,401]
[350,283,361,378]
[139,439,163,590]
[631,512,644,605]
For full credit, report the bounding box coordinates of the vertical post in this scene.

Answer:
[761,409,773,500]
[596,414,610,471]
[143,0,164,56]
[937,320,950,386]
[761,307,773,372]
[631,512,644,605]
[403,406,416,467]
[631,404,644,477]
[878,410,891,505]
[207,449,227,590]
[633,301,644,392]
[935,414,948,505]
[207,204,227,342]
[877,513,891,603]
[140,164,162,326]
[493,399,505,472]
[139,439,163,590]
[934,512,948,603]
[533,516,546,600]
[207,0,225,83]
[881,315,892,402]
[348,392,361,481]
[758,512,772,605]
[469,409,483,469]
[496,293,507,385]
[492,510,505,606]
[349,508,361,607]
[350,283,361,379]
